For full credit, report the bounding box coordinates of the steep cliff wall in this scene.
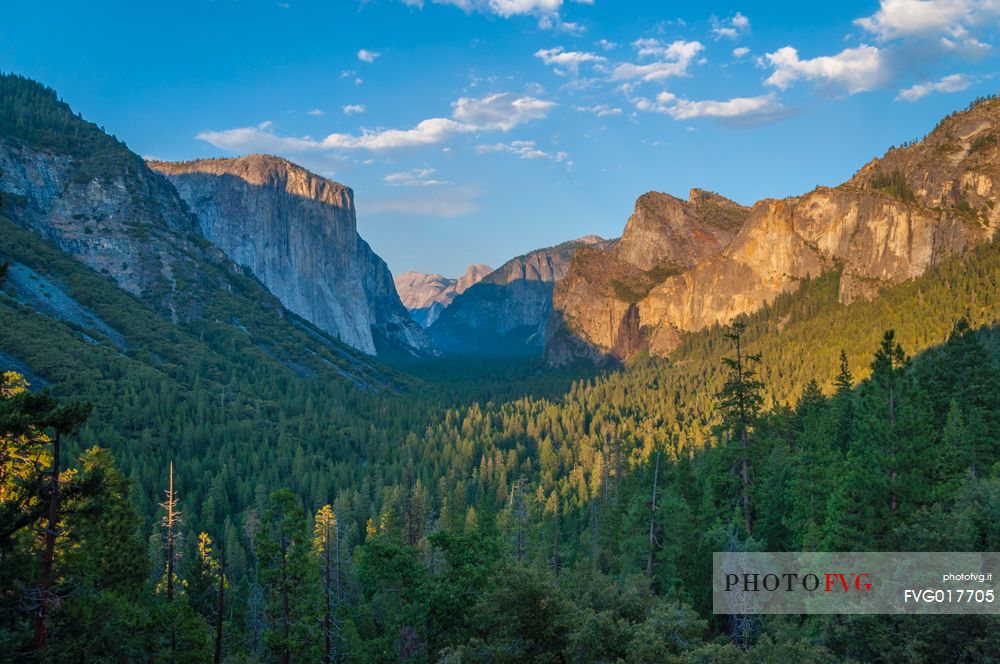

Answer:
[149,156,430,356]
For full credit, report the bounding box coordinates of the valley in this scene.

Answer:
[1,72,999,663]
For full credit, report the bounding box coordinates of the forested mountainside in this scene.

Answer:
[548,94,1000,365]
[1,74,999,662]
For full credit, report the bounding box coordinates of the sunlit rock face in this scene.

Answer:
[149,155,431,356]
[546,97,1000,364]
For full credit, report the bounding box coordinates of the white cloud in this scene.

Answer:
[401,0,589,19]
[613,39,704,82]
[323,118,469,150]
[633,91,787,126]
[763,44,889,94]
[476,140,569,162]
[712,11,751,39]
[306,108,325,116]
[197,92,555,153]
[196,121,321,153]
[384,168,450,186]
[343,104,366,115]
[854,0,980,40]
[596,39,618,50]
[667,94,782,120]
[534,46,607,73]
[896,72,973,100]
[357,49,380,63]
[733,47,750,59]
[451,92,556,131]
[542,17,586,34]
[575,104,623,117]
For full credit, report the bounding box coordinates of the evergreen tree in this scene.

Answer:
[716,321,764,536]
[256,489,318,664]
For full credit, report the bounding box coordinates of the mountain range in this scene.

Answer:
[2,73,1000,374]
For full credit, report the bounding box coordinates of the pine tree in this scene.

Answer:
[314,504,340,664]
[870,330,908,514]
[0,372,90,650]
[717,321,764,536]
[256,489,318,664]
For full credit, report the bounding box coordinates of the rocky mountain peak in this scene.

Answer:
[394,263,493,328]
[456,264,493,293]
[614,190,749,272]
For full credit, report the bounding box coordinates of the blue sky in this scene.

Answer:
[3,1,999,277]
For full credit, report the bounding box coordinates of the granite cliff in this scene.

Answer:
[547,95,1000,364]
[395,264,492,327]
[148,156,431,356]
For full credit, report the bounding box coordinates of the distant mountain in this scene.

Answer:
[428,236,608,356]
[546,95,1000,365]
[395,264,492,327]
[148,156,431,356]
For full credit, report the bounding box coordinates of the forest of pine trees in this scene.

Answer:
[2,308,998,661]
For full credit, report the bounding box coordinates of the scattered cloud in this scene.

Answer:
[733,47,750,59]
[634,91,787,126]
[357,49,380,63]
[613,39,704,82]
[542,17,586,34]
[343,104,366,115]
[451,92,556,131]
[896,72,973,100]
[711,11,751,39]
[763,44,889,94]
[398,0,593,23]
[197,92,555,153]
[306,108,325,116]
[596,39,618,51]
[575,103,622,116]
[383,167,450,186]
[534,46,607,73]
[854,0,999,41]
[476,140,569,162]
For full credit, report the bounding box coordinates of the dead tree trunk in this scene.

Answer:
[33,432,60,651]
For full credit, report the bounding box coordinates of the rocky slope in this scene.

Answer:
[395,263,492,327]
[148,156,430,356]
[429,236,608,355]
[0,74,392,386]
[547,95,1000,364]
[0,98,239,324]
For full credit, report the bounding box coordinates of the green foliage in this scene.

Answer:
[970,132,997,154]
[0,74,146,184]
[869,169,917,203]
